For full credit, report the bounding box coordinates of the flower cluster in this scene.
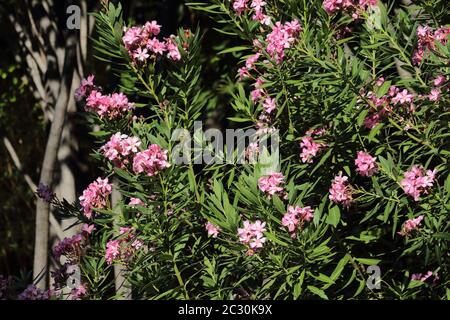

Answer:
[122,21,181,63]
[427,75,449,102]
[329,173,353,207]
[70,284,88,300]
[74,75,96,102]
[398,215,424,237]
[132,144,170,176]
[85,90,134,119]
[300,135,325,164]
[232,0,271,25]
[355,151,377,177]
[258,172,287,199]
[323,0,377,19]
[400,166,436,201]
[100,132,141,168]
[238,220,267,255]
[281,206,314,238]
[105,227,143,265]
[18,285,54,300]
[265,20,301,64]
[51,224,94,291]
[413,25,450,65]
[363,84,416,129]
[205,221,221,238]
[53,233,84,262]
[79,177,112,218]
[129,197,145,207]
[36,183,55,203]
[411,271,439,283]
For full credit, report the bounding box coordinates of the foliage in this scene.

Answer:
[44,0,450,300]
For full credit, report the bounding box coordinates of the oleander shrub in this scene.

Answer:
[27,0,450,299]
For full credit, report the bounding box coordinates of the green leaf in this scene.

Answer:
[355,258,381,265]
[218,46,250,55]
[326,205,341,227]
[307,285,328,299]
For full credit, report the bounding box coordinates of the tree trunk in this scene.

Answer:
[33,40,76,289]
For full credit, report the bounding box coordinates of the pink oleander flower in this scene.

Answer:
[249,234,266,249]
[245,53,260,69]
[428,89,440,101]
[132,144,170,176]
[133,47,150,61]
[85,90,134,119]
[281,210,298,233]
[238,220,267,254]
[375,77,385,87]
[433,75,446,87]
[147,38,166,55]
[18,285,54,300]
[391,89,414,105]
[411,271,437,283]
[238,67,250,79]
[306,127,327,136]
[262,97,276,114]
[119,226,134,235]
[251,88,264,102]
[75,75,95,101]
[166,36,181,61]
[398,215,424,236]
[79,177,112,218]
[265,20,301,64]
[413,25,450,64]
[282,205,314,236]
[329,172,353,207]
[300,136,323,163]
[255,78,264,88]
[105,240,121,265]
[355,151,377,177]
[205,221,221,238]
[250,0,266,11]
[129,197,144,207]
[363,112,381,129]
[233,0,249,15]
[106,227,144,265]
[144,20,161,36]
[123,21,183,63]
[323,0,377,16]
[252,9,271,25]
[100,132,141,167]
[258,172,286,198]
[122,26,142,50]
[82,224,96,235]
[400,166,436,201]
[70,284,87,300]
